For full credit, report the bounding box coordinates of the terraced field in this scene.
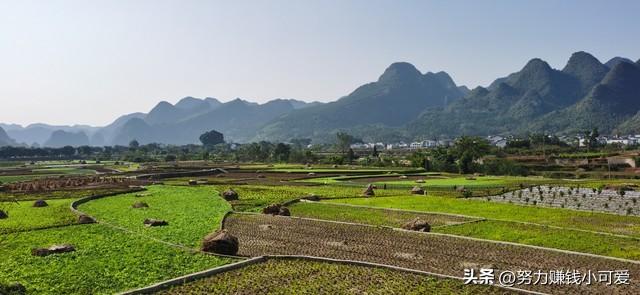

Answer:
[223,213,640,294]
[0,184,236,294]
[0,198,78,234]
[328,195,640,237]
[289,201,481,228]
[78,185,231,247]
[290,201,640,260]
[155,258,516,295]
[210,184,408,212]
[0,224,233,294]
[4,167,640,294]
[487,186,640,216]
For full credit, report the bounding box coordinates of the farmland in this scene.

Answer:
[2,165,640,294]
[222,212,640,294]
[78,185,231,247]
[0,224,233,294]
[289,201,640,260]
[0,198,78,234]
[156,257,513,295]
[327,195,640,237]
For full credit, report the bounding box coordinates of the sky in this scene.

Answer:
[0,0,639,127]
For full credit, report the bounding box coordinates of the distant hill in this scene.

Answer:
[43,130,90,147]
[254,62,466,142]
[605,57,635,69]
[1,124,98,146]
[4,51,640,145]
[109,98,317,145]
[0,126,17,146]
[407,51,640,139]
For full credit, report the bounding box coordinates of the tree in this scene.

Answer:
[372,145,379,157]
[199,130,225,147]
[584,128,599,151]
[290,138,311,149]
[273,143,291,162]
[347,148,356,164]
[336,132,354,154]
[452,136,490,174]
[129,140,140,149]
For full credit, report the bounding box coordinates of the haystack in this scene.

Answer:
[77,214,96,224]
[262,204,290,216]
[202,230,239,255]
[402,218,431,232]
[132,201,149,209]
[32,244,75,257]
[0,282,26,295]
[220,189,239,201]
[301,194,321,201]
[362,184,375,197]
[143,218,168,227]
[32,199,48,207]
[411,186,425,195]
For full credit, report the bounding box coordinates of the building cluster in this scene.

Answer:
[578,135,640,147]
[349,134,640,152]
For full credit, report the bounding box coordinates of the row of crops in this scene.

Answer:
[222,213,640,294]
[156,257,511,295]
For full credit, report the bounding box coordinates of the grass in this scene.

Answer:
[0,224,233,294]
[79,185,231,247]
[326,196,640,238]
[0,198,78,234]
[157,258,510,295]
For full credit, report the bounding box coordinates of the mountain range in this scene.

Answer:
[1,51,639,147]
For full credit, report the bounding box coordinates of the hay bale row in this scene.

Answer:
[201,229,239,255]
[31,244,75,257]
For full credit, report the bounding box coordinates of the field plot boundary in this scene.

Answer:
[119,257,266,295]
[321,198,640,241]
[119,255,546,295]
[70,186,245,260]
[227,211,640,265]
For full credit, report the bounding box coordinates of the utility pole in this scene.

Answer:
[542,132,546,163]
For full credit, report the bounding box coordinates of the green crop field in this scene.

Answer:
[0,224,233,294]
[325,196,640,237]
[0,198,78,234]
[79,185,231,247]
[436,219,640,260]
[156,258,510,295]
[3,163,640,294]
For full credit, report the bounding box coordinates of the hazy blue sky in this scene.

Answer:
[1,0,639,126]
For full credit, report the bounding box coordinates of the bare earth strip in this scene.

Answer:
[224,213,640,294]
